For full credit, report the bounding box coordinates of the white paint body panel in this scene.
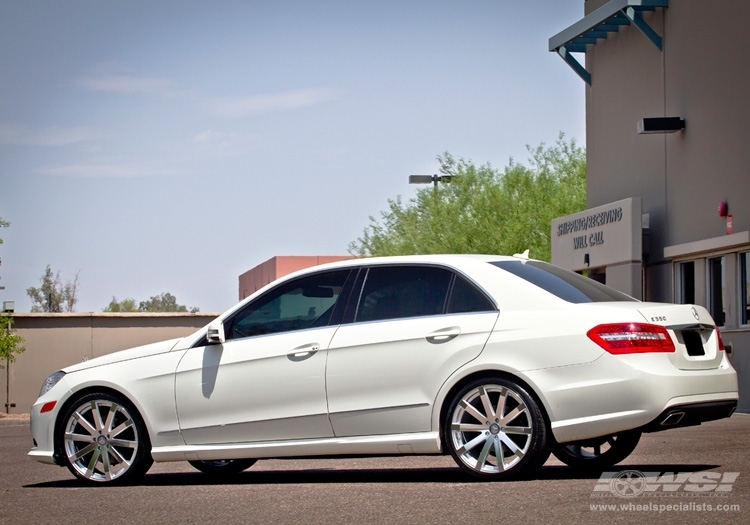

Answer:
[28,255,739,468]
[175,327,337,444]
[326,312,498,436]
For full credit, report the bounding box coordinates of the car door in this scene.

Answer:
[175,269,351,445]
[326,264,499,437]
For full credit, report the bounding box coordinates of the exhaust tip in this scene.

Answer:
[661,412,685,426]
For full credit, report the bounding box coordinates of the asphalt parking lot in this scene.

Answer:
[1,414,748,525]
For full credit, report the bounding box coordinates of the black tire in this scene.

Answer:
[188,459,257,476]
[552,431,641,470]
[59,392,153,484]
[443,377,549,481]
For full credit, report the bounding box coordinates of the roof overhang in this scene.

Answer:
[664,231,750,260]
[549,0,668,85]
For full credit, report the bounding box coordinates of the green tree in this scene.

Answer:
[0,313,25,414]
[349,134,586,261]
[137,292,199,313]
[0,314,24,368]
[26,265,80,312]
[103,293,199,313]
[103,297,139,312]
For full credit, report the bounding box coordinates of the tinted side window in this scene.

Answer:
[447,274,495,313]
[226,269,350,339]
[356,266,452,322]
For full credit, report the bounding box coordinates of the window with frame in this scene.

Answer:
[226,269,350,340]
[708,256,725,326]
[355,265,494,323]
[741,252,750,325]
[491,260,634,303]
[679,261,695,304]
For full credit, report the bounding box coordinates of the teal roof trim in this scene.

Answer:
[549,0,668,85]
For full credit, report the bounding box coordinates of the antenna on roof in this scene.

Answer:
[513,249,530,260]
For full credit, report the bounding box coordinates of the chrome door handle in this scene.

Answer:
[288,344,320,361]
[425,327,461,344]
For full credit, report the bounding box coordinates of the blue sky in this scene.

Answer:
[0,0,585,313]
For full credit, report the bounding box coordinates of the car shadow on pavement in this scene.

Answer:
[537,463,720,481]
[24,463,721,488]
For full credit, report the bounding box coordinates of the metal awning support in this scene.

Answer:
[549,0,668,85]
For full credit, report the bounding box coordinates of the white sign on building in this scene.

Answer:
[551,197,642,272]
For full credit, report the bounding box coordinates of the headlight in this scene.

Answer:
[39,371,66,397]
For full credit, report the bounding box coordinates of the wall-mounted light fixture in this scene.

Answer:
[637,117,685,134]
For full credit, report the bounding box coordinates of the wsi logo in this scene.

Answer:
[593,470,740,498]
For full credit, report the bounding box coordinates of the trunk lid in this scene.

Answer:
[634,303,723,370]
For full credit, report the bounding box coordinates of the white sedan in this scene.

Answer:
[29,254,738,484]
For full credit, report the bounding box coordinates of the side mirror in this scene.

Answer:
[206,321,225,344]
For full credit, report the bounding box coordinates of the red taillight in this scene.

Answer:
[716,327,726,351]
[587,323,675,354]
[40,401,57,413]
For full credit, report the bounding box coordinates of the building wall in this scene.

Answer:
[585,0,750,298]
[581,0,750,410]
[0,313,219,415]
[585,4,667,297]
[238,255,352,300]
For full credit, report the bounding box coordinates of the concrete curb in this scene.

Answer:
[0,417,30,426]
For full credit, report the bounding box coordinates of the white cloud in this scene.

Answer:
[207,88,339,118]
[37,163,185,178]
[0,123,98,146]
[190,129,257,157]
[77,73,175,95]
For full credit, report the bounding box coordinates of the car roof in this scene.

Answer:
[239,253,565,314]
[310,253,519,269]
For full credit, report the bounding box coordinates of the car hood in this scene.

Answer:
[63,338,182,373]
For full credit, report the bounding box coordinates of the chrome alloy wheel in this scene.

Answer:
[63,398,141,482]
[449,384,535,475]
[552,431,641,469]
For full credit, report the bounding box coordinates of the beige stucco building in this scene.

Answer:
[238,255,353,300]
[1,313,219,416]
[550,0,749,409]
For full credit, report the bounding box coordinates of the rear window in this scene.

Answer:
[490,260,636,303]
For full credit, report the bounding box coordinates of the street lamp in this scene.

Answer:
[408,174,453,188]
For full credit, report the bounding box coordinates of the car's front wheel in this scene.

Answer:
[188,459,257,476]
[444,377,548,480]
[553,431,641,469]
[59,392,153,484]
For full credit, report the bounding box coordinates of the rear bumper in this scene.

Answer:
[638,400,737,433]
[527,350,738,444]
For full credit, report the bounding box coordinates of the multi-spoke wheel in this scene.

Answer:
[188,459,257,476]
[59,393,152,484]
[444,377,548,480]
[553,431,641,470]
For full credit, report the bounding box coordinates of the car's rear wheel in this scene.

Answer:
[188,459,257,476]
[552,431,641,469]
[59,392,153,484]
[444,377,548,480]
